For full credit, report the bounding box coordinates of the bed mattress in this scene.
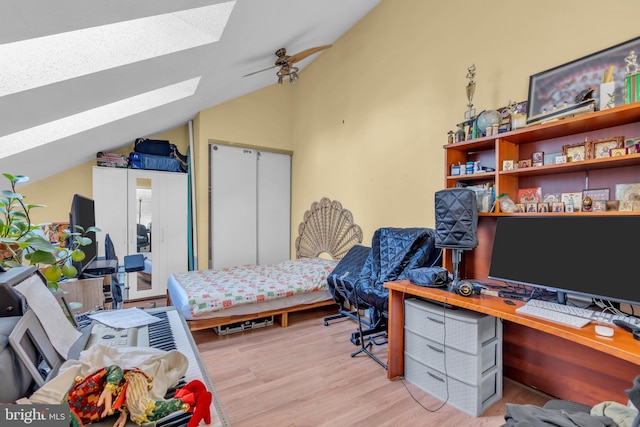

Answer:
[168,258,337,321]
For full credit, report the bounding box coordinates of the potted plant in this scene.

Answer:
[0,173,99,289]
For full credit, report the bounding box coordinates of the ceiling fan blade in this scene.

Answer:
[242,64,277,77]
[288,44,332,63]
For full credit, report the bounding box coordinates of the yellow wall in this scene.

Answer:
[18,0,640,265]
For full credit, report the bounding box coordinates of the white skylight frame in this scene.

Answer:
[0,1,235,97]
[0,77,201,159]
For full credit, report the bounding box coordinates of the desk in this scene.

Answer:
[385,280,640,406]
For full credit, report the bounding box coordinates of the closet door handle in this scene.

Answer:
[427,316,444,324]
[427,344,444,353]
[428,371,445,382]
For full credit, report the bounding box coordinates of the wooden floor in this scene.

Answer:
[186,305,553,427]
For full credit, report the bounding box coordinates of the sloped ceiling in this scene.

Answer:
[0,0,381,184]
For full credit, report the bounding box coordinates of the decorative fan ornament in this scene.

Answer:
[295,197,363,260]
[243,45,332,84]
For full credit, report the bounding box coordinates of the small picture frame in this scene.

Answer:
[562,142,587,162]
[502,160,514,171]
[515,203,525,213]
[525,203,537,213]
[518,159,532,168]
[582,188,610,201]
[532,151,544,166]
[610,148,626,157]
[627,144,639,155]
[555,155,567,164]
[606,200,620,211]
[591,200,607,212]
[561,192,583,212]
[619,200,634,212]
[587,136,624,159]
[518,187,542,204]
[537,203,549,212]
[551,202,565,212]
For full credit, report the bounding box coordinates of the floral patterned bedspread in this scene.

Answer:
[171,257,338,318]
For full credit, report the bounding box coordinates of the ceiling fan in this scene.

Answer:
[243,45,332,84]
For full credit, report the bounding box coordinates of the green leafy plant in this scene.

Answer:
[0,173,99,289]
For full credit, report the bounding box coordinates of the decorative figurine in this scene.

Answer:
[582,196,593,212]
[465,64,476,120]
[626,51,639,75]
[455,125,466,143]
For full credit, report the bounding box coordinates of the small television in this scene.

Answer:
[488,215,640,306]
[68,194,97,275]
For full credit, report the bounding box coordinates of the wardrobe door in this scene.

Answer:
[257,151,291,265]
[92,167,128,261]
[210,144,258,269]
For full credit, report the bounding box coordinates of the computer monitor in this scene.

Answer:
[488,215,640,306]
[68,194,97,276]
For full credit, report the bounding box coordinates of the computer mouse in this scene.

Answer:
[595,324,614,337]
[504,300,515,306]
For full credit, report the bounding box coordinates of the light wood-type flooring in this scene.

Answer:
[185,305,553,427]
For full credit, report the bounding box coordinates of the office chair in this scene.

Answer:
[137,224,150,251]
[434,188,478,292]
[104,234,145,309]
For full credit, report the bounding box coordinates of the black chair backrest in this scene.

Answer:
[104,233,122,303]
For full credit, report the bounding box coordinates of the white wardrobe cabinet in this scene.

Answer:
[209,144,291,270]
[93,167,188,300]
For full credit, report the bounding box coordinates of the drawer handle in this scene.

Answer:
[427,316,444,324]
[427,344,444,353]
[427,371,445,382]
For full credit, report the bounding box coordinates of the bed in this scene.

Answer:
[167,197,363,331]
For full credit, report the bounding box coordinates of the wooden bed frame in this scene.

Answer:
[168,197,363,332]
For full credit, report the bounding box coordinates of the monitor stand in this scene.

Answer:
[556,291,567,305]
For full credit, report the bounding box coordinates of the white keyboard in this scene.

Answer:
[516,303,592,328]
[524,299,640,327]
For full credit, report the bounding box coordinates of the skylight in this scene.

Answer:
[0,77,201,159]
[0,1,235,97]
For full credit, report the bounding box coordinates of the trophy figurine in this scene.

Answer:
[465,64,477,120]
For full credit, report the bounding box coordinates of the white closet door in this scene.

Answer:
[257,151,291,265]
[210,144,258,269]
[92,167,128,260]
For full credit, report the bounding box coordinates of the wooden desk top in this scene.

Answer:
[385,280,640,365]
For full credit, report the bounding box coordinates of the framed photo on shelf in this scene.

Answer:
[615,182,640,202]
[526,36,640,119]
[588,136,624,159]
[610,148,626,157]
[551,202,564,212]
[591,200,607,212]
[525,203,537,213]
[562,142,587,162]
[619,201,634,212]
[518,187,542,204]
[537,203,549,212]
[515,203,525,213]
[518,159,532,168]
[606,200,620,211]
[582,188,610,201]
[532,151,544,166]
[502,160,514,171]
[561,192,583,211]
[627,144,639,155]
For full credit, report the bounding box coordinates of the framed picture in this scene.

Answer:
[625,137,640,148]
[591,200,607,212]
[502,160,514,171]
[606,200,619,211]
[615,182,640,202]
[561,192,583,211]
[562,142,587,162]
[525,203,537,213]
[532,151,543,166]
[582,188,610,201]
[515,203,525,213]
[544,152,561,165]
[537,203,549,212]
[619,201,634,212]
[551,202,564,212]
[627,144,639,155]
[610,148,626,157]
[555,155,567,164]
[543,193,562,205]
[518,159,532,168]
[588,136,624,159]
[518,187,542,204]
[526,36,640,119]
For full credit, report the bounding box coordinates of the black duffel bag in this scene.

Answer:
[134,138,174,157]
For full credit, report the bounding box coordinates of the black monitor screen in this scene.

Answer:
[68,194,97,274]
[488,216,639,305]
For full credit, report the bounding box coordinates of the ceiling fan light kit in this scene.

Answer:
[244,45,332,84]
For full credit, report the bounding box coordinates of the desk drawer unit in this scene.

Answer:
[404,298,503,416]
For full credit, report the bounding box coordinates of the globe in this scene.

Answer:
[475,110,502,135]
